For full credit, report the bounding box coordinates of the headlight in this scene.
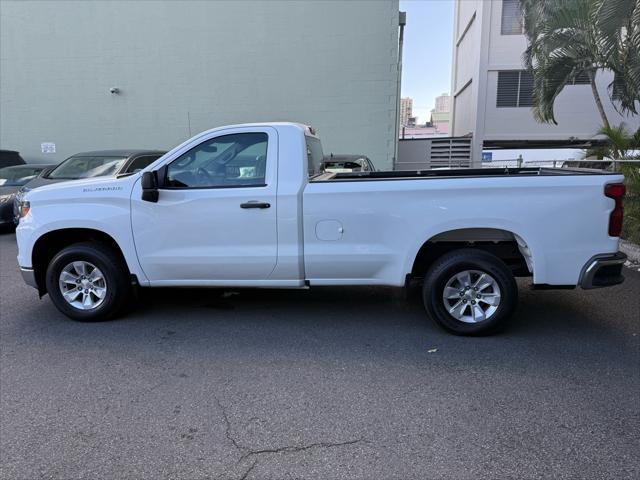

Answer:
[19,201,30,218]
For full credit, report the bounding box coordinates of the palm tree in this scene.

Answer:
[586,123,640,159]
[521,0,640,128]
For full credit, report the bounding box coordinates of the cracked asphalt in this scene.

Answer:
[1,231,639,479]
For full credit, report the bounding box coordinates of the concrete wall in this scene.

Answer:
[0,0,399,169]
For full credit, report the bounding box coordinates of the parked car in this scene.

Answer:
[0,164,54,228]
[0,150,26,168]
[15,123,627,335]
[321,154,376,173]
[11,165,57,225]
[13,149,166,224]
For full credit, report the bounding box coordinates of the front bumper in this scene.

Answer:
[20,267,38,289]
[579,252,627,289]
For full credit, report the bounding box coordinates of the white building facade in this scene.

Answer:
[450,0,640,165]
[0,0,400,169]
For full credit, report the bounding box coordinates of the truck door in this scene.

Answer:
[130,127,278,283]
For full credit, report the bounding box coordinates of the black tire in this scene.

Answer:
[422,249,518,336]
[45,242,132,322]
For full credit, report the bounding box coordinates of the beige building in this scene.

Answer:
[430,93,451,134]
[434,93,451,113]
[400,97,413,127]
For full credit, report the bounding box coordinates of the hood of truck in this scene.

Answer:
[20,176,66,193]
[24,175,135,202]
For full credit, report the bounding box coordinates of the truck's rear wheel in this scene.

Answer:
[422,249,517,335]
[45,242,131,322]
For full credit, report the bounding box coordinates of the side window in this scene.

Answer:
[501,0,523,35]
[166,133,268,188]
[125,155,161,174]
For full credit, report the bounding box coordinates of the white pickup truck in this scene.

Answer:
[16,123,627,335]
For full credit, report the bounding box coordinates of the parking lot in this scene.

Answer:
[0,231,638,479]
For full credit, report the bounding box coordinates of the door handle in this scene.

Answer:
[240,201,271,209]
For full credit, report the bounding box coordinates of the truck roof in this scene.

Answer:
[70,149,166,158]
[199,122,319,138]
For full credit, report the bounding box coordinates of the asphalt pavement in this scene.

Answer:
[1,232,638,479]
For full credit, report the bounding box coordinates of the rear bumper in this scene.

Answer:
[19,267,38,289]
[579,252,627,289]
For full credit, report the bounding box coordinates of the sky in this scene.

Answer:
[399,0,454,123]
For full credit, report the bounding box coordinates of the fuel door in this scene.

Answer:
[315,220,344,241]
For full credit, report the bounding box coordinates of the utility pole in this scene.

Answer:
[393,11,406,171]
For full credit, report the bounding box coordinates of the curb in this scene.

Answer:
[620,239,640,268]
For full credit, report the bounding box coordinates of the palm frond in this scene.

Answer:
[520,0,640,122]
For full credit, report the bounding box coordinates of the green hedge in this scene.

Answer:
[622,164,640,244]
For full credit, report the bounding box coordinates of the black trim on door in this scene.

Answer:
[240,202,271,209]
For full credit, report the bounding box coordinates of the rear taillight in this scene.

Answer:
[604,183,625,237]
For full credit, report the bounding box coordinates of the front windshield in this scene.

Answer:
[0,166,43,186]
[47,156,127,179]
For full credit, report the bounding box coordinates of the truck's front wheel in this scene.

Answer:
[422,249,518,335]
[45,242,132,322]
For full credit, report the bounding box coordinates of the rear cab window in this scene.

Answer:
[306,135,324,178]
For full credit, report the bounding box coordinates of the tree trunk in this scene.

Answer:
[589,71,610,129]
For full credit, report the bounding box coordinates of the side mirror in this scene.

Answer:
[141,171,159,202]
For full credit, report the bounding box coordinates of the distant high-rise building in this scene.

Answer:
[430,93,451,134]
[434,93,451,113]
[400,97,413,127]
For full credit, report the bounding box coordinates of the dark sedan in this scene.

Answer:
[0,150,26,168]
[13,149,166,225]
[0,164,55,228]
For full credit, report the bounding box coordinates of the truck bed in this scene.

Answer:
[312,167,618,182]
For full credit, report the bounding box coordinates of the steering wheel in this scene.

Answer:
[196,167,215,185]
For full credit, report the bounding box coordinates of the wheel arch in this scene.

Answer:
[31,228,131,295]
[407,227,536,282]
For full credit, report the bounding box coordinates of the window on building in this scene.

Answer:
[501,0,523,35]
[497,71,534,107]
[518,71,534,106]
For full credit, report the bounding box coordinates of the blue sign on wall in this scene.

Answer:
[482,152,493,162]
